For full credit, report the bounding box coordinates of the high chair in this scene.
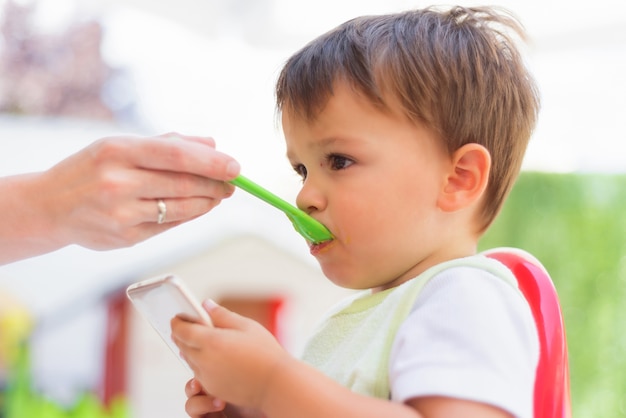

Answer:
[484,248,572,418]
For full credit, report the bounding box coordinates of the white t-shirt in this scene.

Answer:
[389,266,539,418]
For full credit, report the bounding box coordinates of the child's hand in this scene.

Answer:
[172,300,288,411]
[185,378,266,418]
[184,378,227,417]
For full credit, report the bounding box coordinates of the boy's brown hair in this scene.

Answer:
[276,6,540,231]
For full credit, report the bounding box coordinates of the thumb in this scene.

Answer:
[202,299,248,330]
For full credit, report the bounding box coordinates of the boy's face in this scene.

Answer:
[283,82,457,291]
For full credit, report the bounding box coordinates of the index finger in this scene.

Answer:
[130,134,241,181]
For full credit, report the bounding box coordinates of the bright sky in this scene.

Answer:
[2,0,625,176]
[109,0,626,174]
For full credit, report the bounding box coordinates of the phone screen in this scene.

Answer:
[126,275,212,370]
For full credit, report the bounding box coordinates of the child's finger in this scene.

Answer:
[185,378,203,397]
[203,300,250,330]
[171,316,209,349]
[185,392,226,416]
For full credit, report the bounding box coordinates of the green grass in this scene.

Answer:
[479,171,626,417]
[2,344,129,418]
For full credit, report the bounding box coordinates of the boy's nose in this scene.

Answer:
[296,178,326,215]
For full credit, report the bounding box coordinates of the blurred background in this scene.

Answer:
[0,0,624,417]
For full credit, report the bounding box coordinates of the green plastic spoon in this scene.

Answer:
[229,175,333,243]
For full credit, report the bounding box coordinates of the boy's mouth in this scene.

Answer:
[309,239,334,255]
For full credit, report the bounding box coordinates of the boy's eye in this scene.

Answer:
[328,154,353,170]
[293,163,307,180]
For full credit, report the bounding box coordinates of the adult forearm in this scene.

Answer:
[0,172,62,265]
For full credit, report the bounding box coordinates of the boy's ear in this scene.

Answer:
[437,143,491,213]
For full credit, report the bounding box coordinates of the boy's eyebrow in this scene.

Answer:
[286,136,339,161]
[315,137,340,148]
[287,135,369,161]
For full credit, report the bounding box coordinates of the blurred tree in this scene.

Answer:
[480,172,626,417]
[0,0,130,121]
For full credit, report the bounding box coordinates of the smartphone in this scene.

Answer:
[126,274,212,370]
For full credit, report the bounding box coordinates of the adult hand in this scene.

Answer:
[0,133,240,264]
